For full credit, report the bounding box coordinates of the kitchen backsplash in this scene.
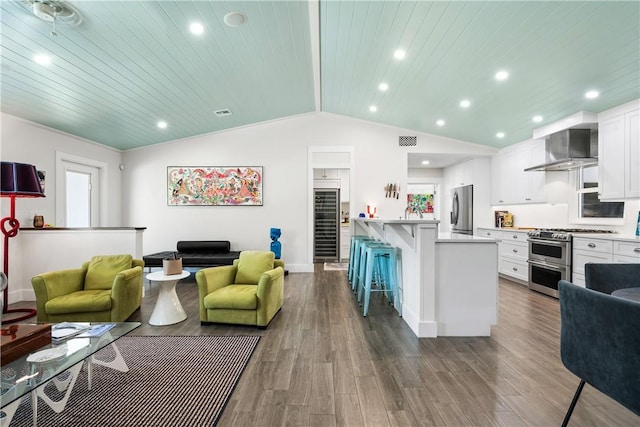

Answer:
[494,200,640,235]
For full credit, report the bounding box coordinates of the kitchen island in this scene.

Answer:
[352,219,498,337]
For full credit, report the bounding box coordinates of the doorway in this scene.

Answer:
[308,147,354,269]
[56,152,106,227]
[406,183,438,220]
[64,165,99,227]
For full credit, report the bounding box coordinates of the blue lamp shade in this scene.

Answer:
[1,162,45,198]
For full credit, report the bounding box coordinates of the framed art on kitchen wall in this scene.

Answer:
[167,166,263,206]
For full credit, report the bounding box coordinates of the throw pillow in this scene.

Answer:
[235,251,275,284]
[85,254,133,290]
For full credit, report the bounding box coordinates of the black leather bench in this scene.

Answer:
[143,241,241,269]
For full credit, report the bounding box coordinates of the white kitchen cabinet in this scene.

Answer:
[499,230,528,283]
[613,240,640,263]
[598,101,640,200]
[477,228,503,273]
[573,236,640,286]
[572,237,614,286]
[340,226,351,261]
[491,139,546,205]
[448,161,473,188]
[443,158,492,231]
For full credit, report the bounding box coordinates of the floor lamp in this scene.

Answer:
[1,161,45,324]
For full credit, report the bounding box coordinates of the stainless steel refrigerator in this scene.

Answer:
[450,184,473,235]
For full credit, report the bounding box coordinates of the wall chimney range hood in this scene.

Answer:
[525,128,598,172]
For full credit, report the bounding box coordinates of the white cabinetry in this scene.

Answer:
[613,240,640,264]
[572,237,613,287]
[477,228,503,273]
[491,139,546,205]
[573,237,640,286]
[500,230,528,283]
[447,161,474,188]
[598,100,640,200]
[340,226,351,261]
[443,158,492,231]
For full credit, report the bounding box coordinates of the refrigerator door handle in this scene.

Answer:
[451,192,459,226]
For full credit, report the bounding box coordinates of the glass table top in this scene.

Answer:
[1,322,140,408]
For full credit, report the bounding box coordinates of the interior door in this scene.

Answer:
[62,161,100,227]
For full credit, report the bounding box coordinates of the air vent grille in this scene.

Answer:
[214,109,233,117]
[399,136,417,146]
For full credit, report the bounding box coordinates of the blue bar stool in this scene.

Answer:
[349,237,376,291]
[348,235,372,284]
[359,245,399,317]
[354,240,390,295]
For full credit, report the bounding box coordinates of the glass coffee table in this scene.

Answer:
[1,322,140,426]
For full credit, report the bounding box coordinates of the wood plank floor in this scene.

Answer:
[9,266,639,426]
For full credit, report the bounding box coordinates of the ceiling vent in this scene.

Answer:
[399,136,417,147]
[214,109,233,117]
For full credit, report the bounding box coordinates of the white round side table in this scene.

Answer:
[146,270,190,326]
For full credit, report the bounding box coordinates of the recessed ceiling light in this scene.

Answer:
[157,121,167,129]
[496,132,505,138]
[421,160,430,165]
[459,99,471,108]
[495,70,509,81]
[33,54,51,66]
[532,115,543,123]
[189,22,204,35]
[393,49,406,60]
[224,12,247,27]
[436,119,445,126]
[369,105,377,112]
[585,90,599,99]
[378,82,388,92]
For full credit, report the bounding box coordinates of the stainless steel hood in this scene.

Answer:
[525,128,598,172]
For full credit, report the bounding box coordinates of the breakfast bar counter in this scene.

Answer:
[353,219,498,337]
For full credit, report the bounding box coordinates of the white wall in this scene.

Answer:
[0,113,124,227]
[122,112,496,271]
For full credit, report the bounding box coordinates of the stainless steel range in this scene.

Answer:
[527,228,614,298]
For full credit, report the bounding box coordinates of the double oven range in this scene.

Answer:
[527,228,614,298]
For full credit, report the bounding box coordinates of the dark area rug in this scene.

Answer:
[9,335,260,427]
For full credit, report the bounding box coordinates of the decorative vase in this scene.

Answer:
[33,215,44,228]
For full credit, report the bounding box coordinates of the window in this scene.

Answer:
[578,165,624,218]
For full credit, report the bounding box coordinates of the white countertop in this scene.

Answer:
[437,232,498,243]
[353,218,439,225]
[478,226,639,243]
[571,233,640,243]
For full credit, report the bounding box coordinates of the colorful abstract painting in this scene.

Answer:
[407,193,434,213]
[168,166,263,206]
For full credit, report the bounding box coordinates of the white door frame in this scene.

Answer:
[308,146,355,269]
[56,152,109,227]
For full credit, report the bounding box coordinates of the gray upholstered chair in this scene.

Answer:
[584,263,640,294]
[558,280,640,426]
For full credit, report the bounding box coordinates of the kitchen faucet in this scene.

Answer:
[404,202,423,220]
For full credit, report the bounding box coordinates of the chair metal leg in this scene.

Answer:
[561,380,585,427]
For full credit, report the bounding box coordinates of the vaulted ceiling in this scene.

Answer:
[1,1,638,151]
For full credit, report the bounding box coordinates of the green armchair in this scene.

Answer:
[196,251,284,328]
[32,254,144,323]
